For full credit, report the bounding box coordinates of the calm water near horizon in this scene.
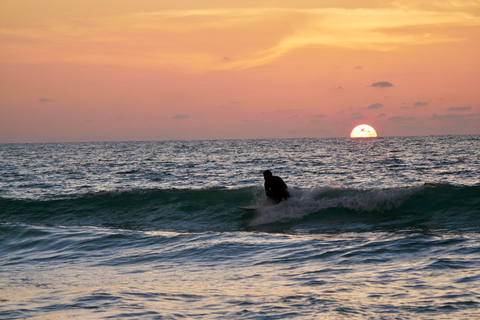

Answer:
[1,135,480,319]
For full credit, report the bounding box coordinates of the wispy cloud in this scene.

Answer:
[351,112,368,120]
[367,103,384,109]
[448,106,472,111]
[3,3,479,71]
[226,4,480,69]
[172,114,190,120]
[38,98,54,103]
[430,113,462,120]
[388,115,415,122]
[370,82,394,88]
[413,101,428,108]
[311,114,326,123]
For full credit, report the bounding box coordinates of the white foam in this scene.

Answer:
[250,185,424,225]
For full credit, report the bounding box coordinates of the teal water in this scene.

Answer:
[1,136,480,319]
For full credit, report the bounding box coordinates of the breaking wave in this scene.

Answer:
[1,183,479,233]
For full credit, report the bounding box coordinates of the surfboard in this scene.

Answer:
[236,205,268,211]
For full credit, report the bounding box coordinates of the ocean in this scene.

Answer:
[1,135,479,319]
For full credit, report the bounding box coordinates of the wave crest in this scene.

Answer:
[1,183,479,233]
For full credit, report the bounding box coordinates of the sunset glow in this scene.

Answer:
[350,125,378,138]
[1,1,479,143]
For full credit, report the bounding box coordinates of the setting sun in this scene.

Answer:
[350,124,377,138]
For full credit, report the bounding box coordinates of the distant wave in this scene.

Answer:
[1,183,479,233]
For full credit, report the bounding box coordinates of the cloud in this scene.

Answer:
[351,112,368,120]
[378,113,387,118]
[413,101,428,108]
[227,5,480,69]
[388,116,415,122]
[38,98,54,103]
[367,103,384,109]
[429,113,462,120]
[448,106,472,111]
[354,66,363,70]
[370,82,394,88]
[311,114,326,123]
[277,109,302,113]
[5,4,480,71]
[172,114,190,120]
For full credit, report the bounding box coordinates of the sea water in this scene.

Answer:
[1,136,479,319]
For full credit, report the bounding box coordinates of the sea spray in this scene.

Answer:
[250,185,425,225]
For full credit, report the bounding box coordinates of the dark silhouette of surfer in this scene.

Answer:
[263,170,290,204]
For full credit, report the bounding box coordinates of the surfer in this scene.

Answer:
[263,170,290,204]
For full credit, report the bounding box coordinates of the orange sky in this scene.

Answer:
[1,0,480,142]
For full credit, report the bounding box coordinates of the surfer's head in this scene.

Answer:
[263,170,272,179]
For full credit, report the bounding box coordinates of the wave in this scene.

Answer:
[252,183,480,233]
[1,183,479,233]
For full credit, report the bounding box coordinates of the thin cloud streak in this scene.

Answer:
[227,6,480,69]
[2,4,479,71]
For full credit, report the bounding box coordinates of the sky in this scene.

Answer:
[1,0,480,143]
